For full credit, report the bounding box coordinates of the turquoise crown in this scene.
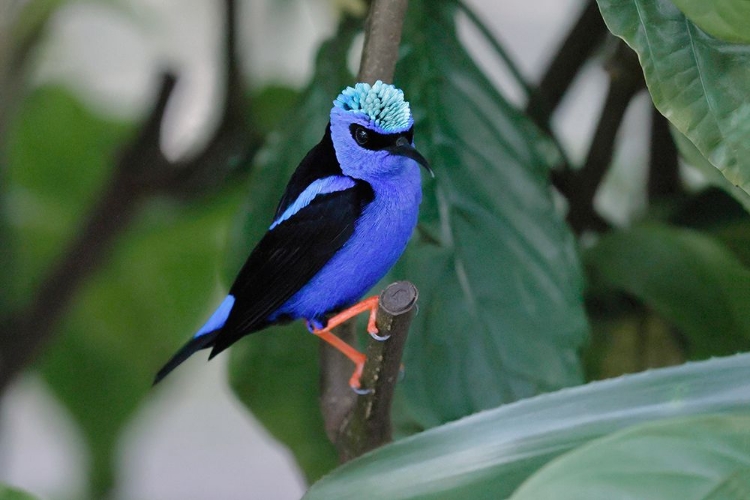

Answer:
[333,81,412,132]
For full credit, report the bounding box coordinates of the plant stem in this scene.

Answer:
[337,282,418,462]
[647,105,681,202]
[526,0,608,131]
[320,0,413,463]
[560,41,644,235]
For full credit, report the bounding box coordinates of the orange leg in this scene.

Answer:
[309,296,382,392]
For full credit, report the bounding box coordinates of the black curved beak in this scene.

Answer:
[387,136,434,178]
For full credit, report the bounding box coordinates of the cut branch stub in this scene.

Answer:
[335,281,418,463]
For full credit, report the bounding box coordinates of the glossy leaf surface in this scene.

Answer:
[597,0,750,195]
[390,0,587,430]
[305,353,750,499]
[511,415,750,500]
[670,0,750,43]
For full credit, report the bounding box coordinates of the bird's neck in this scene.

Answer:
[364,161,423,204]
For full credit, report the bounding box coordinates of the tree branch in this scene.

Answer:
[337,282,417,462]
[319,0,413,463]
[558,41,644,235]
[525,0,608,132]
[0,0,256,391]
[357,0,409,84]
[647,104,681,202]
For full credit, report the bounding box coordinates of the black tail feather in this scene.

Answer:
[153,331,219,385]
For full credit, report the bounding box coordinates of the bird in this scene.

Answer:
[154,80,431,392]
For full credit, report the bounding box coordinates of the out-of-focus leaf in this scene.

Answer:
[0,485,39,500]
[5,85,243,496]
[40,191,241,496]
[585,224,750,359]
[670,0,750,44]
[389,0,586,430]
[249,85,301,135]
[4,86,128,311]
[227,18,358,482]
[510,415,750,500]
[305,353,750,500]
[597,0,750,195]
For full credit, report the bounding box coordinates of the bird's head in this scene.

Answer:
[329,81,432,181]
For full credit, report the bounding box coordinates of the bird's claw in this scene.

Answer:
[351,385,372,395]
[369,330,390,341]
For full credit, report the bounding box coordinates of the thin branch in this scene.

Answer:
[0,0,255,391]
[647,104,681,202]
[455,0,533,99]
[336,282,417,462]
[560,41,644,235]
[525,0,608,131]
[357,0,409,84]
[320,0,412,462]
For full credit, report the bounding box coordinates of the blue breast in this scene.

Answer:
[272,166,422,322]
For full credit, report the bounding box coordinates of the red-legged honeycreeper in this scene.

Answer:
[154,81,431,392]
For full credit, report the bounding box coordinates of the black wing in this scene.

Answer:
[274,124,342,218]
[209,180,374,357]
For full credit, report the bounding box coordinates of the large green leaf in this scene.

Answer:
[227,19,358,482]
[390,0,586,430]
[0,485,39,500]
[510,414,750,499]
[304,353,750,500]
[584,224,750,359]
[670,0,750,44]
[596,0,750,195]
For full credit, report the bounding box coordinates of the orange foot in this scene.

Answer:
[308,296,383,393]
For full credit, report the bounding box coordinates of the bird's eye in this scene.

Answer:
[355,126,369,145]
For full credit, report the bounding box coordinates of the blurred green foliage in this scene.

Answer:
[2,0,750,498]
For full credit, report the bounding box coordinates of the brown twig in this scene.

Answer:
[558,41,644,235]
[0,0,256,391]
[320,0,413,462]
[647,105,681,202]
[357,0,409,84]
[337,282,417,462]
[525,0,608,132]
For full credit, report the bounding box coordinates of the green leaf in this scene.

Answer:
[4,86,129,311]
[670,0,750,44]
[673,128,750,213]
[390,0,586,430]
[596,0,750,196]
[0,485,39,500]
[227,18,358,482]
[304,353,750,500]
[584,224,750,359]
[510,414,750,499]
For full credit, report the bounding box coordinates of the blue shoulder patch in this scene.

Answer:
[270,175,356,230]
[194,295,235,338]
